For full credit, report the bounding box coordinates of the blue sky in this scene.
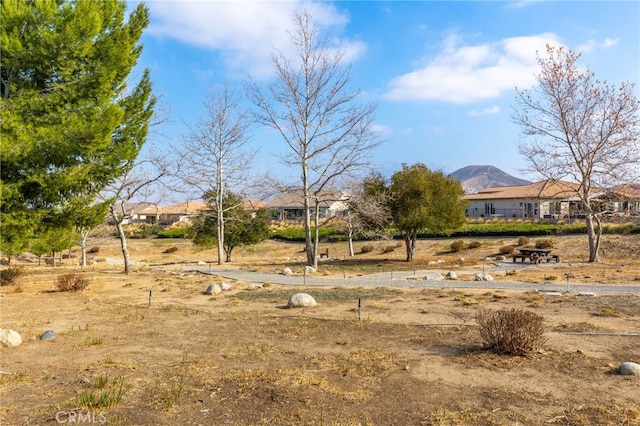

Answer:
[135,0,640,183]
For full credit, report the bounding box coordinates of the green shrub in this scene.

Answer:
[56,273,88,292]
[0,266,25,286]
[517,236,529,246]
[450,240,465,253]
[499,245,515,255]
[476,308,547,356]
[535,238,554,249]
[468,241,482,249]
[157,228,190,239]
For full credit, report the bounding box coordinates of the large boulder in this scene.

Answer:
[287,293,317,308]
[619,362,640,375]
[0,329,22,347]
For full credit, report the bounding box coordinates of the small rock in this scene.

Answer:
[287,293,317,308]
[197,261,207,266]
[39,330,56,340]
[423,272,444,281]
[619,362,640,375]
[0,329,22,347]
[282,267,294,276]
[578,292,596,297]
[445,271,458,280]
[474,273,493,281]
[220,282,232,291]
[496,255,506,261]
[204,284,221,295]
[304,266,316,275]
[249,283,263,289]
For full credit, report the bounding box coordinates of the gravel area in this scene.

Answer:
[184,263,640,295]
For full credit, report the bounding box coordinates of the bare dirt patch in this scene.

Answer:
[1,235,639,425]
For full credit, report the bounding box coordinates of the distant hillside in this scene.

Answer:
[449,165,531,194]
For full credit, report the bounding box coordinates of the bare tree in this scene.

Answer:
[175,84,255,265]
[246,8,381,268]
[513,45,640,262]
[341,176,392,256]
[100,153,169,274]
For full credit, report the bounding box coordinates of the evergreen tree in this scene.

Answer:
[389,164,467,261]
[192,192,271,262]
[0,0,155,256]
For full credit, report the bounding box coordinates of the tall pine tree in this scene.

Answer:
[0,0,155,256]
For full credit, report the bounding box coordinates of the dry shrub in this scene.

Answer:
[56,273,89,292]
[517,236,530,246]
[468,241,482,249]
[475,308,547,356]
[88,246,100,254]
[0,266,25,286]
[360,244,374,254]
[499,245,515,255]
[450,240,465,253]
[163,246,179,254]
[535,238,554,249]
[381,245,396,254]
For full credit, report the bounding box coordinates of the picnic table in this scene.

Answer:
[512,247,560,264]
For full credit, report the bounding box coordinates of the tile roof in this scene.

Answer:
[465,179,583,200]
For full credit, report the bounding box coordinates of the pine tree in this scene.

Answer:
[0,0,155,257]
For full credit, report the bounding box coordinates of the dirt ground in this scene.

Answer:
[1,234,639,425]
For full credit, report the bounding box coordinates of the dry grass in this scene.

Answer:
[1,234,639,425]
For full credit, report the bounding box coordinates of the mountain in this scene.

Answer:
[449,165,531,194]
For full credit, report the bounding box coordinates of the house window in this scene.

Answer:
[484,203,495,216]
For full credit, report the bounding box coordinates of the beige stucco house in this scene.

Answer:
[266,190,349,221]
[464,180,585,219]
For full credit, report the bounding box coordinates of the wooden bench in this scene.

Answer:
[319,248,329,259]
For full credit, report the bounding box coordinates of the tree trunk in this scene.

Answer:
[80,231,89,268]
[224,245,233,262]
[347,211,355,257]
[312,200,320,269]
[51,250,56,267]
[217,208,224,265]
[115,220,131,274]
[404,230,416,261]
[585,214,601,262]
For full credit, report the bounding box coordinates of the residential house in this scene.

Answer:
[464,180,585,219]
[117,202,159,225]
[266,190,349,221]
[138,200,211,226]
[596,183,640,215]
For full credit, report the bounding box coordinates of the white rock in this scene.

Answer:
[619,362,640,375]
[282,267,294,276]
[423,272,444,281]
[474,273,494,281]
[197,261,207,266]
[304,266,316,275]
[287,293,317,308]
[204,284,221,295]
[0,329,22,347]
[446,271,458,280]
[249,283,263,289]
[496,255,506,261]
[220,282,232,291]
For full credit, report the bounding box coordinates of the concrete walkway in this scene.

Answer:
[183,263,640,295]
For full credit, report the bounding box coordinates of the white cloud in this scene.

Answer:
[469,106,501,116]
[146,1,362,79]
[577,37,620,54]
[384,33,563,104]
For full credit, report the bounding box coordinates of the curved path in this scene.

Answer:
[184,262,640,295]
